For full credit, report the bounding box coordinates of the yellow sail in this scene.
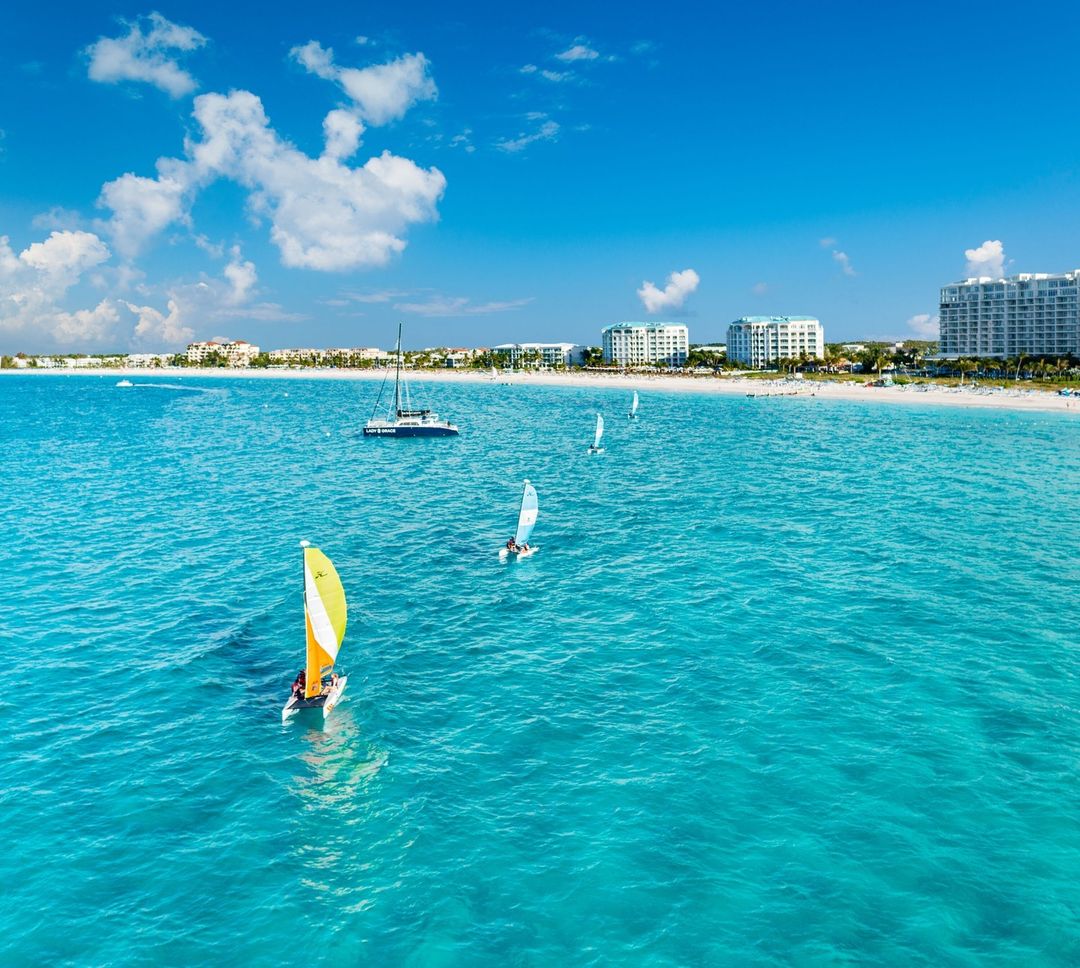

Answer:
[303,546,347,698]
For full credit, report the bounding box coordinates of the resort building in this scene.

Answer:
[601,323,689,366]
[492,342,586,367]
[938,272,1080,358]
[726,316,824,368]
[125,353,172,367]
[186,339,260,367]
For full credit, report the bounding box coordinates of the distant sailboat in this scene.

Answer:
[282,541,349,722]
[627,391,639,420]
[116,380,133,388]
[364,323,459,437]
[499,480,539,559]
[587,413,605,454]
[490,365,499,382]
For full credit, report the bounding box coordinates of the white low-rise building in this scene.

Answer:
[492,342,586,367]
[601,323,689,366]
[186,340,260,366]
[125,353,172,367]
[726,316,824,367]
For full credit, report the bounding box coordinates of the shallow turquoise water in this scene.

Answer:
[1,374,1078,966]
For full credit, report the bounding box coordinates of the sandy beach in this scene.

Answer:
[5,366,1078,415]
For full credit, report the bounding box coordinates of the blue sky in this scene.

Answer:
[3,0,1080,352]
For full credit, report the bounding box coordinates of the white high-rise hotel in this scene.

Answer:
[939,272,1080,357]
[726,316,824,368]
[601,323,689,366]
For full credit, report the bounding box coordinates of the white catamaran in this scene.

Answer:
[364,323,460,437]
[627,391,639,420]
[282,541,349,722]
[587,413,605,454]
[499,480,539,559]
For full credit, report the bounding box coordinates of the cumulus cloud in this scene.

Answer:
[965,239,1005,279]
[496,119,560,153]
[907,313,939,337]
[290,42,437,125]
[637,268,700,313]
[0,230,121,347]
[86,12,206,98]
[556,44,599,62]
[125,297,193,346]
[223,247,256,304]
[322,108,364,160]
[540,69,570,82]
[97,89,446,270]
[96,158,190,258]
[393,294,533,316]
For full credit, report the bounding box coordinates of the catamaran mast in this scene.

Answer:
[394,322,403,417]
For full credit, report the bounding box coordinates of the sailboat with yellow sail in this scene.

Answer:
[282,540,349,722]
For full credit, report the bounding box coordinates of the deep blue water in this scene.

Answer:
[1,373,1078,967]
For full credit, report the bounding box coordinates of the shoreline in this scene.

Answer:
[3,366,1078,414]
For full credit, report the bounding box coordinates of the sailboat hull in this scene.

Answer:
[363,424,459,437]
[282,675,349,722]
[498,546,538,559]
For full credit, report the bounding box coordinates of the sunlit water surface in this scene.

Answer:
[1,374,1078,966]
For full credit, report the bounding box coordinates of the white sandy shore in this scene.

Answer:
[6,366,1079,415]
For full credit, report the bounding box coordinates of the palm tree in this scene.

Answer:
[955,359,977,385]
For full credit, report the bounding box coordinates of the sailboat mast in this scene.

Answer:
[394,322,403,417]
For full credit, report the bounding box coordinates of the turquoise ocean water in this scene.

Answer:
[1,374,1078,966]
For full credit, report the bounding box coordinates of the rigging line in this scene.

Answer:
[369,364,391,422]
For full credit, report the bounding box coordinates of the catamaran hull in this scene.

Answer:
[282,675,349,722]
[363,425,459,437]
[588,447,605,454]
[498,546,538,560]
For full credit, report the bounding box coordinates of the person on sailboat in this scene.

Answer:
[506,537,519,553]
[321,672,340,695]
[291,669,306,700]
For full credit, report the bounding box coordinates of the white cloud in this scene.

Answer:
[556,44,599,62]
[907,313,939,337]
[752,281,768,295]
[97,159,191,258]
[965,239,1005,279]
[832,250,856,276]
[86,12,206,98]
[322,108,365,160]
[520,64,538,74]
[125,297,193,347]
[540,69,570,82]
[223,247,256,304]
[818,236,837,248]
[496,119,560,153]
[97,89,446,270]
[290,42,437,125]
[0,231,122,348]
[637,268,700,313]
[393,295,533,317]
[19,230,111,282]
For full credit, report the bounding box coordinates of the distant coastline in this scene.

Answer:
[4,366,1077,414]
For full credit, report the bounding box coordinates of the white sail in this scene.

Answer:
[630,391,639,416]
[491,366,498,380]
[592,413,605,449]
[514,480,538,546]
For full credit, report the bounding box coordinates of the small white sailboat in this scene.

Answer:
[490,365,499,382]
[499,480,539,559]
[282,540,349,722]
[116,379,133,388]
[627,391,639,420]
[587,413,605,454]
